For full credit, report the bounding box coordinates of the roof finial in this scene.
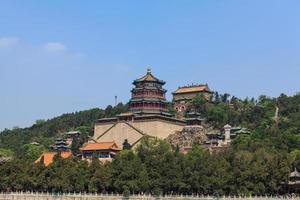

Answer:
[147,68,152,74]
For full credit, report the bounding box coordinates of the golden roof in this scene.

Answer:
[173,85,212,94]
[80,142,121,151]
[134,68,165,84]
[117,112,134,117]
[35,151,72,167]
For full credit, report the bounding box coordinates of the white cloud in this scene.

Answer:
[43,42,67,53]
[0,37,19,48]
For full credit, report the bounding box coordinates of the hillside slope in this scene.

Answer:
[0,103,128,156]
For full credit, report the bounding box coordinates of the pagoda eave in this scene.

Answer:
[133,80,166,85]
[130,98,167,102]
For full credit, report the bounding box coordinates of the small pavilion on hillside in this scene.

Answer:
[35,138,72,167]
[286,168,300,193]
[280,168,300,194]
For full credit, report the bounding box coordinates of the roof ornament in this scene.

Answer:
[147,68,152,74]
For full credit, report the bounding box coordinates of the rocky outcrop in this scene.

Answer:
[167,125,218,149]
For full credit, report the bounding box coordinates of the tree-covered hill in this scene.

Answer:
[0,93,300,195]
[1,92,300,158]
[186,92,300,152]
[0,103,128,157]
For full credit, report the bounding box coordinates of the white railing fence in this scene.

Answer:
[0,191,299,200]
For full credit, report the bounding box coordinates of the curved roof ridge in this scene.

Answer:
[173,84,213,94]
[133,69,165,85]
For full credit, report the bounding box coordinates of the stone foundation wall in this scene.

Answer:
[95,121,143,148]
[94,119,185,148]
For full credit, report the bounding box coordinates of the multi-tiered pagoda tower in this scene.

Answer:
[129,69,170,116]
[51,138,70,152]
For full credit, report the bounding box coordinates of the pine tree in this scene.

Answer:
[122,139,132,150]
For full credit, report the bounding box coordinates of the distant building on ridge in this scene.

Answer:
[65,131,80,145]
[172,84,213,118]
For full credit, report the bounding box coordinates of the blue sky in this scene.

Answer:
[0,1,300,130]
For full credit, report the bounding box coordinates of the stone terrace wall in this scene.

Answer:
[0,193,299,200]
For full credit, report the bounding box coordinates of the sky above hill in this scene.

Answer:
[0,0,300,130]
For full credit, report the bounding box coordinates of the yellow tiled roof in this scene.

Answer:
[137,74,157,82]
[134,69,165,84]
[173,85,212,94]
[117,112,134,117]
[80,142,121,151]
[35,151,72,167]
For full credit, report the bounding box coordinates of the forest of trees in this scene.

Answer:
[0,92,300,195]
[0,137,298,196]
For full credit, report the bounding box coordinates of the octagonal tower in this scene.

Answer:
[129,69,170,116]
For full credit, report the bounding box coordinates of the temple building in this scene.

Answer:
[35,138,72,167]
[92,69,234,150]
[172,84,213,118]
[93,69,186,148]
[80,141,121,162]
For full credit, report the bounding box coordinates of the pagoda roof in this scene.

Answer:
[54,140,68,143]
[290,168,300,178]
[53,143,68,147]
[132,87,166,92]
[66,131,80,135]
[133,69,165,85]
[224,124,232,129]
[52,145,69,148]
[172,84,213,94]
[186,112,201,118]
[117,112,134,117]
[130,98,168,102]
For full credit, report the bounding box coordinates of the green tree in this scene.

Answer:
[71,139,80,156]
[122,139,132,150]
[111,150,143,193]
[190,94,208,114]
